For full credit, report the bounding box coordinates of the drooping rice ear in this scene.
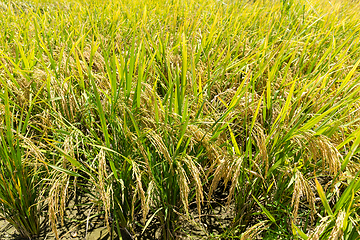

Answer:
[146,128,172,164]
[183,155,204,218]
[208,157,230,204]
[291,170,316,222]
[189,124,222,177]
[308,216,332,240]
[301,131,341,175]
[240,221,268,240]
[227,156,244,207]
[134,135,154,181]
[143,180,155,223]
[132,161,147,224]
[59,176,70,227]
[252,125,269,176]
[47,140,75,239]
[329,210,346,240]
[48,176,61,240]
[176,161,190,216]
[97,149,112,232]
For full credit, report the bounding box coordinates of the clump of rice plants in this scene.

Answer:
[0,89,43,239]
[1,0,360,239]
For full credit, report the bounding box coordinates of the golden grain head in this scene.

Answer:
[227,156,244,206]
[208,157,230,204]
[308,216,332,240]
[240,221,268,240]
[291,170,316,222]
[132,161,147,224]
[177,162,190,216]
[329,210,346,240]
[183,155,204,217]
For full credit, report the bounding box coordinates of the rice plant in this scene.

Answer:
[0,0,360,239]
[0,89,43,239]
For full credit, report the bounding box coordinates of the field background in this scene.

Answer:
[0,0,360,239]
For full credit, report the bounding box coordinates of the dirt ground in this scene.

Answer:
[0,215,113,240]
[0,183,236,240]
[0,202,234,240]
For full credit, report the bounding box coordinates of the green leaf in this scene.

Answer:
[47,164,82,177]
[142,207,163,234]
[292,222,309,240]
[253,195,276,224]
[315,177,334,216]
